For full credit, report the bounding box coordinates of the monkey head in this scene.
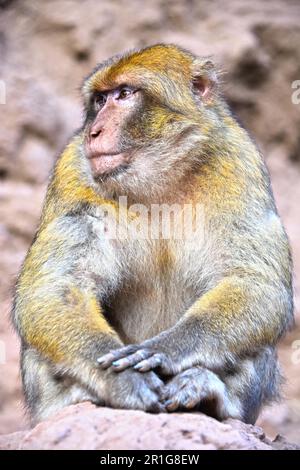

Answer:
[82,44,219,197]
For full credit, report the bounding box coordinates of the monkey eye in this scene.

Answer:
[117,88,133,100]
[94,93,107,109]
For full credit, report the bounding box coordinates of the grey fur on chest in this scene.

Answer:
[76,211,220,342]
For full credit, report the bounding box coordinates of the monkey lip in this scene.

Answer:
[88,152,130,175]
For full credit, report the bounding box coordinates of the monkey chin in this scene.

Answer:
[89,152,131,178]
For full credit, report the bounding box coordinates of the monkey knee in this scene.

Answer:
[33,385,97,424]
[258,347,282,403]
[21,347,46,414]
[244,349,281,423]
[224,347,281,424]
[21,347,96,423]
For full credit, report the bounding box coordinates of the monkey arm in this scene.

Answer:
[97,273,291,375]
[13,216,124,388]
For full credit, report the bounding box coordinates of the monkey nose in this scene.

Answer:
[90,122,104,138]
[90,128,102,138]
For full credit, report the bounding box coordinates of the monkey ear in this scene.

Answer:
[191,59,218,100]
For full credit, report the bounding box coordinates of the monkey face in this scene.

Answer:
[85,85,143,177]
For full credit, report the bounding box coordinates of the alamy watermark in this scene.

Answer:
[95,196,205,241]
[291,80,300,105]
[0,80,6,104]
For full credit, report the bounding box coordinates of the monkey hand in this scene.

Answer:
[161,366,231,416]
[101,368,166,413]
[97,337,179,376]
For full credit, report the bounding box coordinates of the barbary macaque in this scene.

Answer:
[13,44,293,424]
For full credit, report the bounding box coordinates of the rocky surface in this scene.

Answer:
[0,0,300,444]
[0,403,298,450]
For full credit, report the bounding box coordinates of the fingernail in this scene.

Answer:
[134,364,141,370]
[112,361,120,367]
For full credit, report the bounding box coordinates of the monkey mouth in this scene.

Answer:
[88,152,131,175]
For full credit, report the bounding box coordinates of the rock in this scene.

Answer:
[17,136,54,184]
[0,181,45,241]
[0,432,25,451]
[0,403,298,450]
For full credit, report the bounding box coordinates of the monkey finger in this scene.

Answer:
[164,398,180,412]
[152,378,165,394]
[160,383,179,401]
[153,401,167,413]
[97,345,138,368]
[97,354,115,369]
[133,353,162,372]
[160,387,169,402]
[181,396,199,409]
[146,398,167,413]
[111,349,152,371]
[137,375,166,412]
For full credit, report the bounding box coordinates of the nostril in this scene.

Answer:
[90,129,101,138]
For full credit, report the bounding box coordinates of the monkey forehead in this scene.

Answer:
[82,44,195,97]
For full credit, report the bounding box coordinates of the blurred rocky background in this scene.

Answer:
[0,0,299,444]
